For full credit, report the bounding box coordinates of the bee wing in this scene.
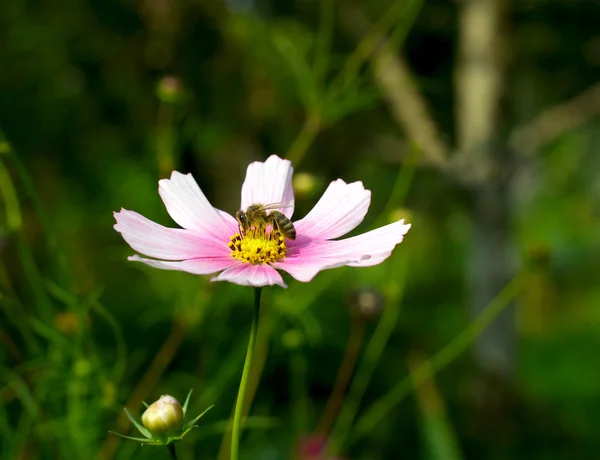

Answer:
[262,201,295,211]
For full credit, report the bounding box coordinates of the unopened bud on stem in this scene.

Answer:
[141,395,183,440]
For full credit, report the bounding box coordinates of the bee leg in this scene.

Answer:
[271,216,281,238]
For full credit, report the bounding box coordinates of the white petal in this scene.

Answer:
[211,263,287,287]
[274,220,411,281]
[114,209,229,260]
[159,171,238,238]
[240,155,295,218]
[331,220,412,267]
[273,256,351,283]
[129,255,239,275]
[294,179,371,240]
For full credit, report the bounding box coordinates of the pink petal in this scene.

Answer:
[211,263,287,287]
[114,209,230,260]
[241,155,295,218]
[158,171,238,238]
[273,255,352,282]
[277,220,411,281]
[129,255,239,275]
[294,179,371,240]
[329,219,411,267]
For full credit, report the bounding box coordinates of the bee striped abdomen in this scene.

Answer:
[269,210,296,240]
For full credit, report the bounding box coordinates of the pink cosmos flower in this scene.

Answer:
[114,155,410,288]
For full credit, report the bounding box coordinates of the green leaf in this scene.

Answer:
[271,30,319,110]
[107,431,155,444]
[182,389,193,416]
[124,408,152,439]
[182,405,214,431]
[411,359,463,460]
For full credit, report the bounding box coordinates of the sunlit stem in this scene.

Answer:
[231,287,262,460]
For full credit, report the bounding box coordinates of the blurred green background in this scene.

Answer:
[2,0,600,458]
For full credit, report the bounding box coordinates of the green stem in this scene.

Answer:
[0,152,22,231]
[231,287,262,460]
[373,147,420,229]
[316,316,365,438]
[345,272,526,450]
[167,443,177,459]
[156,101,175,177]
[286,113,321,167]
[329,256,407,452]
[313,0,334,89]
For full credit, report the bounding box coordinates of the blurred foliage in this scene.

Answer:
[1,0,600,459]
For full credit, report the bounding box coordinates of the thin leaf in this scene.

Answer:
[313,0,334,86]
[272,30,319,109]
[182,389,193,416]
[107,431,154,443]
[410,357,463,460]
[182,405,214,431]
[178,426,196,439]
[124,408,152,439]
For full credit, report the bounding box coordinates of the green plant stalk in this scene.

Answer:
[290,351,309,439]
[0,268,41,354]
[231,287,262,460]
[329,255,408,452]
[373,147,420,229]
[286,112,321,167]
[218,299,271,460]
[6,140,71,284]
[0,153,22,231]
[100,320,190,460]
[16,234,54,324]
[328,1,403,98]
[313,0,334,89]
[328,0,424,101]
[316,316,366,438]
[346,272,527,450]
[194,417,280,440]
[409,358,463,460]
[156,101,175,177]
[167,443,177,459]
[92,301,127,383]
[388,0,426,52]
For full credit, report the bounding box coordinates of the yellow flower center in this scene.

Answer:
[228,227,287,264]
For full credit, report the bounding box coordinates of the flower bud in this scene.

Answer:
[141,395,183,439]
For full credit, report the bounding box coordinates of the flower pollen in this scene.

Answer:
[228,228,287,265]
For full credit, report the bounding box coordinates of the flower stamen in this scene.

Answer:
[228,228,287,264]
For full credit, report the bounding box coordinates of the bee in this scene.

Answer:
[236,202,296,240]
